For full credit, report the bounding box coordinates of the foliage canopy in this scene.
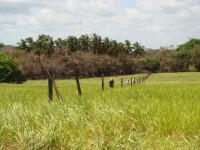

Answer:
[177,38,200,51]
[0,53,26,83]
[3,35,200,79]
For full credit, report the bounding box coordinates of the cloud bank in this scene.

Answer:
[0,0,200,48]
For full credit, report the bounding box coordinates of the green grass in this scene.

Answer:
[0,72,200,149]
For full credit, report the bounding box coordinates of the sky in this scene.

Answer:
[0,0,200,49]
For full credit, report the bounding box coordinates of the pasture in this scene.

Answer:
[0,72,200,149]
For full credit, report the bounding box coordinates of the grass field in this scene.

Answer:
[0,72,200,149]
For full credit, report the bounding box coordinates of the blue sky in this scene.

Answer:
[0,0,200,49]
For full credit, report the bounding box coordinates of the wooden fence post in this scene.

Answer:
[48,75,53,102]
[76,70,82,96]
[131,78,133,86]
[121,78,123,88]
[133,78,135,85]
[101,74,104,91]
[52,76,62,101]
[48,72,62,101]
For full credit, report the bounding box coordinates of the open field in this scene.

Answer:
[0,72,200,149]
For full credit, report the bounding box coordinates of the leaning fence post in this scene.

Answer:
[121,78,123,88]
[52,76,63,101]
[101,74,104,91]
[76,70,82,96]
[48,75,53,102]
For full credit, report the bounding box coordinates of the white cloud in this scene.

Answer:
[191,5,200,13]
[147,24,161,32]
[0,0,200,48]
[176,10,189,18]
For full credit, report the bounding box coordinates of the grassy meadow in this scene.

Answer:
[0,72,200,149]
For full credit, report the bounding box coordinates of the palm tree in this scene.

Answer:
[78,34,90,52]
[125,40,133,54]
[107,40,118,56]
[133,42,145,57]
[66,36,79,53]
[90,33,102,54]
[34,34,54,57]
[102,37,110,54]
[54,38,67,50]
[117,42,125,55]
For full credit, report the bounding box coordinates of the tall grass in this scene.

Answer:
[0,72,200,149]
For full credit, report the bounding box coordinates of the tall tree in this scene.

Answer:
[16,37,34,52]
[102,37,110,54]
[54,38,67,50]
[117,42,125,55]
[90,33,102,54]
[133,42,145,57]
[34,34,54,57]
[78,34,90,52]
[66,36,79,53]
[107,40,118,56]
[124,40,133,54]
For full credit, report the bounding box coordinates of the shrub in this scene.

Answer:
[0,53,26,83]
[144,58,160,73]
[192,45,200,71]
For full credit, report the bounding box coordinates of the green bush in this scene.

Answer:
[144,58,160,72]
[0,42,4,49]
[135,58,160,73]
[192,45,200,71]
[0,53,26,83]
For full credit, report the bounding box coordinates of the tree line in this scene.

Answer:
[0,34,200,82]
[16,34,145,57]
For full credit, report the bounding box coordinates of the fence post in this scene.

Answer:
[101,74,104,91]
[133,78,135,85]
[76,70,82,96]
[131,78,133,86]
[52,75,63,101]
[121,78,123,88]
[48,75,53,102]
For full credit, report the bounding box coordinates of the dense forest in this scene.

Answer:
[0,34,200,82]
